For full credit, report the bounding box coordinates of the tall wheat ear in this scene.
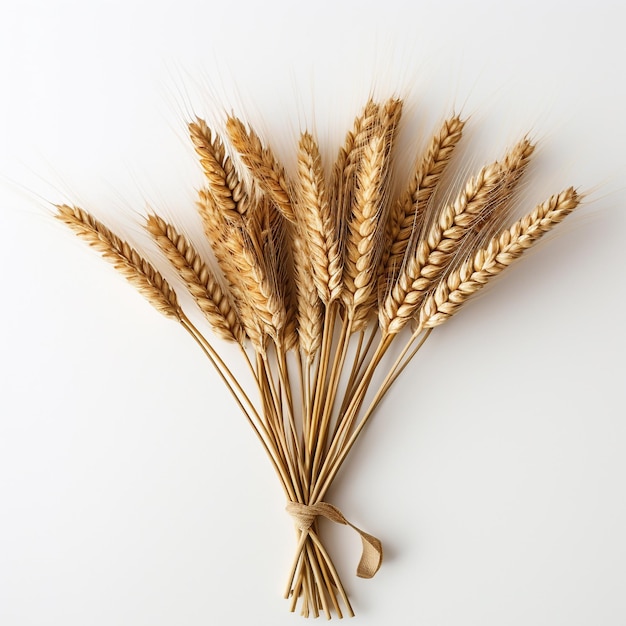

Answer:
[343,98,403,332]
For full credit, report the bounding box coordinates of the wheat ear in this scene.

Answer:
[296,131,342,304]
[229,226,284,346]
[228,195,295,351]
[330,99,381,215]
[226,116,295,223]
[469,137,536,242]
[56,205,180,320]
[380,158,503,335]
[383,115,465,278]
[146,214,245,343]
[425,137,536,312]
[330,100,381,291]
[418,187,581,328]
[195,189,269,349]
[189,118,249,221]
[343,99,403,330]
[258,197,298,351]
[495,136,535,201]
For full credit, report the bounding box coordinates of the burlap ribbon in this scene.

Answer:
[285,501,383,579]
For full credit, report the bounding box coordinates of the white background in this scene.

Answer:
[1,1,625,624]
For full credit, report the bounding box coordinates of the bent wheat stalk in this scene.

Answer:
[56,96,583,618]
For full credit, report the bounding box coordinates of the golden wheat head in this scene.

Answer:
[56,205,180,320]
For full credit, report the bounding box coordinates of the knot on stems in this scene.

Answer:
[285,501,383,579]
[286,501,321,531]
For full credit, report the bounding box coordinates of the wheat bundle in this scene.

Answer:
[56,97,581,618]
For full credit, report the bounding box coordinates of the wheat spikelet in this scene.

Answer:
[226,116,295,223]
[383,115,465,279]
[380,158,503,335]
[146,214,245,343]
[296,132,342,304]
[56,205,180,320]
[418,187,581,328]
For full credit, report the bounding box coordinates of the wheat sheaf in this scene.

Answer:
[56,96,581,618]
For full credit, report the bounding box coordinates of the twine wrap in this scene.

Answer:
[286,501,383,579]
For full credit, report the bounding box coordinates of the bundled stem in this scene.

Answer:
[56,97,582,618]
